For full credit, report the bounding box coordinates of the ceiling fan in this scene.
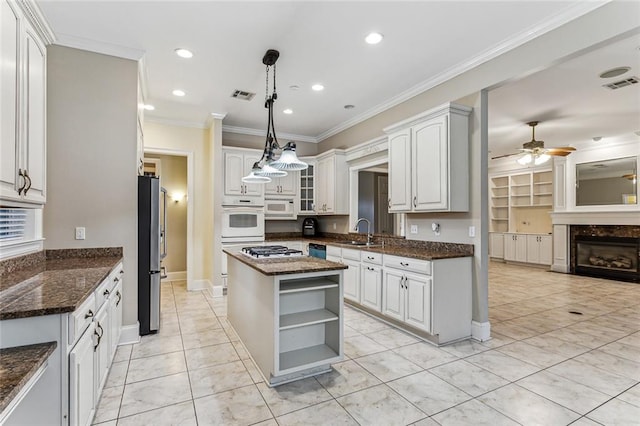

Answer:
[492,121,576,165]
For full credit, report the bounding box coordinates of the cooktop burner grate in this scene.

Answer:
[242,245,304,259]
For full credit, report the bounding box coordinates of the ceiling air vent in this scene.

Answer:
[602,76,639,90]
[231,89,255,101]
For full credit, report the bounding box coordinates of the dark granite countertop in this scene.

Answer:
[224,250,347,276]
[0,248,123,320]
[0,342,57,414]
[265,234,474,260]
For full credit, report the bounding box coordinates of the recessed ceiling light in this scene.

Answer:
[311,84,324,91]
[143,104,155,111]
[599,67,630,79]
[175,48,193,58]
[289,85,300,91]
[344,104,355,110]
[283,109,293,114]
[172,89,186,97]
[365,32,384,45]
[592,136,602,141]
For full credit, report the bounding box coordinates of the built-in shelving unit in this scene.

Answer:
[278,274,341,375]
[490,168,553,233]
[490,176,509,232]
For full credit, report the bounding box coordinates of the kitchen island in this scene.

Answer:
[224,250,347,386]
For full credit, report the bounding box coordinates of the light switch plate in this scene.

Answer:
[75,227,85,240]
[410,225,418,234]
[468,226,476,237]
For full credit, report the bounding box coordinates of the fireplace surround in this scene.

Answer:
[570,225,640,283]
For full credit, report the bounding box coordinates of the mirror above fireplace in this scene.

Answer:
[575,156,637,206]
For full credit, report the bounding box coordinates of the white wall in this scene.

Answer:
[144,122,214,287]
[314,2,640,327]
[45,46,138,326]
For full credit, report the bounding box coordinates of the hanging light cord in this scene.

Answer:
[261,63,280,163]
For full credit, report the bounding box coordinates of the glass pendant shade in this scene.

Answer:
[270,144,308,171]
[242,170,271,183]
[254,162,288,178]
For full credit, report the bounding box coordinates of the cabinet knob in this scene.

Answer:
[103,289,110,296]
[400,262,409,267]
[114,276,120,283]
[85,310,94,319]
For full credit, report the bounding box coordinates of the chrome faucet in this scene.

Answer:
[354,218,373,245]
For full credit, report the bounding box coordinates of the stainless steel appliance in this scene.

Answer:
[221,207,265,243]
[302,217,319,237]
[241,245,303,258]
[138,175,167,335]
[308,243,326,259]
[264,198,296,220]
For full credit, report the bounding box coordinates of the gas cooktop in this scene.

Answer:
[242,245,304,259]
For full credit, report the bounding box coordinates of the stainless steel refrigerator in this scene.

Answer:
[138,175,167,335]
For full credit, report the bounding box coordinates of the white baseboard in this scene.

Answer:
[119,322,140,345]
[190,278,212,292]
[471,321,491,342]
[552,263,570,273]
[163,271,186,281]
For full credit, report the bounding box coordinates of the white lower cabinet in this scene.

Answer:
[504,233,527,262]
[68,262,124,426]
[342,258,361,303]
[502,233,552,266]
[69,322,96,426]
[360,264,382,311]
[489,232,504,259]
[526,234,552,265]
[382,266,431,333]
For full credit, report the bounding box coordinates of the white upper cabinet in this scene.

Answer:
[314,150,348,215]
[265,170,297,197]
[385,102,472,213]
[0,0,47,206]
[223,148,264,199]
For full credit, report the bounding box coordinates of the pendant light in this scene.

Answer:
[242,49,308,183]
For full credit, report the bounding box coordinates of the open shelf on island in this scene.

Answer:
[280,309,339,330]
[279,344,339,372]
[280,277,339,294]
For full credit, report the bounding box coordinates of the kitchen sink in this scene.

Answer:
[348,241,381,247]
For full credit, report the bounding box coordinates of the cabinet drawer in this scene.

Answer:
[69,293,96,346]
[361,251,382,265]
[326,245,341,257]
[94,277,112,310]
[384,254,431,275]
[342,248,361,261]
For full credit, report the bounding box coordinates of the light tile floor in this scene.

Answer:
[95,262,640,425]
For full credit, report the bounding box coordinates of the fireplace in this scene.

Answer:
[574,235,639,282]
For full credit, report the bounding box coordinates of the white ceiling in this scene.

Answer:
[37,1,639,153]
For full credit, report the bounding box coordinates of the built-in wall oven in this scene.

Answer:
[221,207,265,242]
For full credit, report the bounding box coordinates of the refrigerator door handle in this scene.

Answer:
[150,272,161,332]
[161,187,168,259]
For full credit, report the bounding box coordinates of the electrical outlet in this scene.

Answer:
[410,225,418,234]
[75,227,86,240]
[468,226,476,237]
[333,222,336,230]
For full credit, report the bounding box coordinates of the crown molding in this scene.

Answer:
[53,33,145,60]
[18,0,55,44]
[146,117,208,129]
[221,125,318,143]
[316,1,608,142]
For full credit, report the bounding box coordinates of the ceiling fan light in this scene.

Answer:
[534,153,551,165]
[517,153,532,165]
